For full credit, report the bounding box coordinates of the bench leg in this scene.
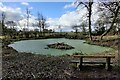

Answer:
[79,57,83,70]
[74,63,77,67]
[106,57,111,70]
[103,63,106,68]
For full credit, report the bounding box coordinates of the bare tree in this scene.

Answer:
[58,25,62,32]
[0,22,2,36]
[41,15,46,32]
[99,1,120,40]
[1,12,6,28]
[6,21,16,29]
[37,12,42,32]
[79,21,88,34]
[72,25,79,34]
[116,16,120,34]
[37,12,46,33]
[1,12,6,35]
[74,0,93,40]
[26,8,30,30]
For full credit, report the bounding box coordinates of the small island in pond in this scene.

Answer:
[47,42,74,50]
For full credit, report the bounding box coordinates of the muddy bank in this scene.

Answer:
[2,46,72,80]
[2,46,120,80]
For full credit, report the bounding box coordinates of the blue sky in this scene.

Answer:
[0,2,99,32]
[3,2,75,18]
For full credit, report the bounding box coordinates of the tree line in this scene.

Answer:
[0,8,54,39]
[0,0,120,40]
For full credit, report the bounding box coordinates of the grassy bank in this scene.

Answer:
[84,35,120,50]
[2,46,72,80]
[2,35,120,79]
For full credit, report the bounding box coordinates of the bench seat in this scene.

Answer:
[70,60,113,64]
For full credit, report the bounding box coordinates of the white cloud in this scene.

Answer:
[0,6,23,21]
[59,8,87,26]
[0,2,3,7]
[91,3,99,23]
[29,7,33,10]
[0,3,38,31]
[64,2,74,9]
[18,16,37,28]
[21,2,29,6]
[46,18,60,30]
[46,6,88,31]
[47,3,100,32]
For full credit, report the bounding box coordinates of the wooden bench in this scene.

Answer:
[70,55,115,70]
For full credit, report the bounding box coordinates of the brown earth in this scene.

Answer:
[1,38,120,80]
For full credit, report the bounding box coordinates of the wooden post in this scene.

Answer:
[79,57,83,70]
[106,57,111,70]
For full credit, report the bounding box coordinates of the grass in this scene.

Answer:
[0,36,5,39]
[101,35,120,40]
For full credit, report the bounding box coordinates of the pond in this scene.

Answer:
[9,38,114,56]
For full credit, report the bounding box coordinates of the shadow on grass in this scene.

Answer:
[71,64,115,72]
[78,65,108,72]
[70,65,120,80]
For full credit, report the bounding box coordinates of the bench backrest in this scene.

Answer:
[73,55,115,58]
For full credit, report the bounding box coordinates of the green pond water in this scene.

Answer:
[9,38,114,56]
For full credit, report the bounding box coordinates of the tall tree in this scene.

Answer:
[116,17,120,34]
[37,12,42,32]
[1,12,6,35]
[94,16,106,35]
[0,22,2,35]
[1,12,6,29]
[6,21,16,29]
[72,25,79,34]
[79,21,88,34]
[58,25,62,32]
[37,12,46,33]
[41,15,46,32]
[74,0,93,40]
[26,8,30,30]
[100,1,120,40]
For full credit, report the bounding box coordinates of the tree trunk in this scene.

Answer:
[88,2,93,41]
[100,5,120,40]
[1,19,5,36]
[39,22,42,32]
